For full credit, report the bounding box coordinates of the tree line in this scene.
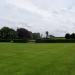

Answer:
[65,33,75,39]
[0,27,75,41]
[0,27,40,40]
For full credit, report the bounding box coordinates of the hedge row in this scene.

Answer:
[13,39,28,43]
[1,39,75,43]
[35,39,75,43]
[0,39,28,43]
[0,39,11,42]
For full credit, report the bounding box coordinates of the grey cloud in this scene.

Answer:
[0,0,75,36]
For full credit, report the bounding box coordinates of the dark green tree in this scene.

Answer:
[0,27,16,39]
[32,33,40,40]
[46,31,49,38]
[65,33,70,39]
[17,28,32,40]
[70,33,75,39]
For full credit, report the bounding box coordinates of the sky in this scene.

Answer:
[0,0,75,36]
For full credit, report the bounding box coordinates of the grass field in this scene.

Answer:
[0,43,75,75]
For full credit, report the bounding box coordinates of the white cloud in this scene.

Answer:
[0,0,75,36]
[7,0,52,18]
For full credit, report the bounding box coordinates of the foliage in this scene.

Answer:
[0,27,17,40]
[46,31,49,38]
[70,33,75,39]
[65,33,75,39]
[0,39,11,42]
[0,27,32,41]
[65,33,71,39]
[32,33,40,40]
[17,28,32,40]
[13,39,28,43]
[36,38,75,43]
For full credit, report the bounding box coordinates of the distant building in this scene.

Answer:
[49,35,55,38]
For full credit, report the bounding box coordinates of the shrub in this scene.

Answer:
[0,39,11,42]
[35,39,75,43]
[13,39,28,43]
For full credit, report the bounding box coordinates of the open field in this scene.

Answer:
[0,43,75,75]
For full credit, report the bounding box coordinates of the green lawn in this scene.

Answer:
[0,43,75,75]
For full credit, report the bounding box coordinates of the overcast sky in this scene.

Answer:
[0,0,75,36]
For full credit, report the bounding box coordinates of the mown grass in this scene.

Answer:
[0,43,75,75]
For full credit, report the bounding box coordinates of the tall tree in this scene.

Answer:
[17,28,32,40]
[0,27,16,39]
[70,33,75,39]
[65,33,70,39]
[46,31,49,38]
